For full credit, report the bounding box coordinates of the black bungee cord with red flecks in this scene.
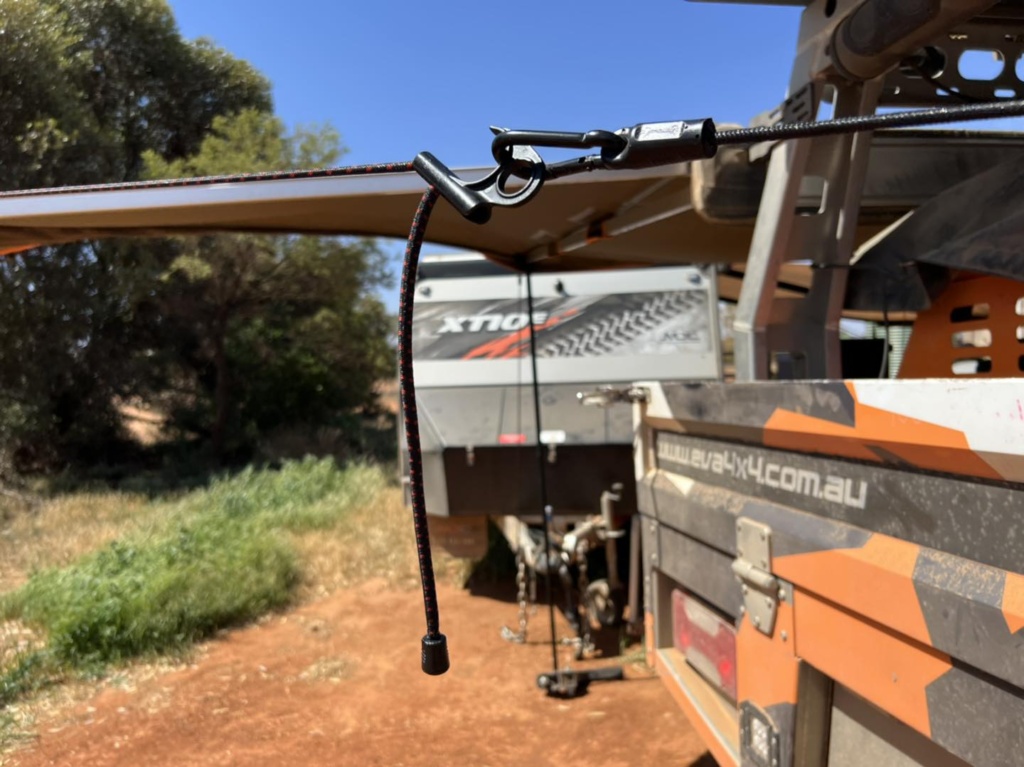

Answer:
[395,187,449,675]
[0,161,416,198]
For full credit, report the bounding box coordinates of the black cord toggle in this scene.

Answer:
[413,153,493,224]
[413,139,547,225]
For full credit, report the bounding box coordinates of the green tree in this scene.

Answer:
[1,0,271,191]
[143,111,394,462]
[0,0,85,191]
[0,0,272,472]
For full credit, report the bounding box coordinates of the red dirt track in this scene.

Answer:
[11,580,712,766]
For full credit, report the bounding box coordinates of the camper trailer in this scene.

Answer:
[401,252,722,649]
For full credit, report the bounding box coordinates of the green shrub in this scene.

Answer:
[177,456,383,532]
[0,456,391,701]
[4,516,298,665]
[0,650,57,706]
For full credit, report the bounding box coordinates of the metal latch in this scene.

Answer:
[731,518,777,636]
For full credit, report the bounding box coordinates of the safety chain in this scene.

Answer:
[500,551,530,644]
[516,555,530,641]
[575,555,594,660]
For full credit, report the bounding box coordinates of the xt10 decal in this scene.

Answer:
[412,291,710,361]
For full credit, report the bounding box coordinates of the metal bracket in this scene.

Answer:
[732,518,778,636]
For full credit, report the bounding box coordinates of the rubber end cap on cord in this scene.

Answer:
[421,633,450,675]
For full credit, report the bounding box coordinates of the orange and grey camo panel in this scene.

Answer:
[641,381,1024,767]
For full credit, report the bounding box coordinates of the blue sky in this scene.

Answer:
[165,1,805,309]
[167,1,804,168]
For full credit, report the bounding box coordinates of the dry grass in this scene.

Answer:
[290,485,467,599]
[0,459,476,755]
[0,492,152,594]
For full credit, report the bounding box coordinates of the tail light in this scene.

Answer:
[672,588,738,702]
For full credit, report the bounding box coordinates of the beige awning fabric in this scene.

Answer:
[0,164,754,273]
[2,127,1019,286]
[0,161,923,323]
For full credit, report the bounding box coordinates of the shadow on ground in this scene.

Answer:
[689,753,719,766]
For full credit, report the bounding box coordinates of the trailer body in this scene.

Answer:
[402,254,722,558]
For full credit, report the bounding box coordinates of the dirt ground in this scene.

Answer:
[8,578,713,767]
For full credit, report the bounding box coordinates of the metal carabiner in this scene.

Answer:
[490,128,625,171]
[414,141,547,225]
[415,119,717,224]
[492,120,719,176]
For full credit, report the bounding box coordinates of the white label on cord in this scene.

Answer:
[540,429,566,444]
[637,121,684,141]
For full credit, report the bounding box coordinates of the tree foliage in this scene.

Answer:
[0,0,85,190]
[0,0,272,191]
[0,1,394,473]
[142,111,394,461]
[0,0,272,471]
